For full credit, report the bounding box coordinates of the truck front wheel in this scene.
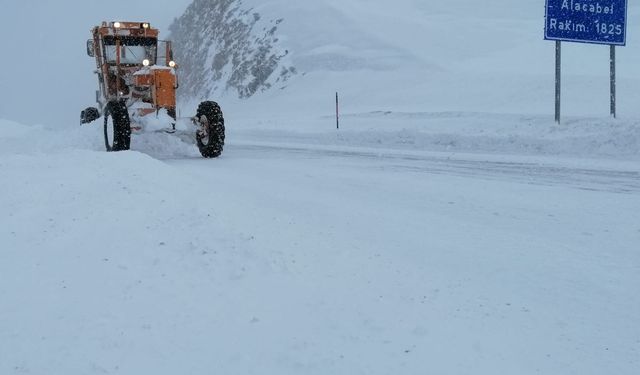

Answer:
[104,101,131,152]
[195,101,225,158]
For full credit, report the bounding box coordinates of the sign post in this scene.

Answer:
[544,0,628,122]
[556,41,561,123]
[610,45,616,118]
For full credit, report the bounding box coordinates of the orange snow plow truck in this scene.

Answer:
[81,21,224,158]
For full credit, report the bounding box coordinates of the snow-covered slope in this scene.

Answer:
[169,0,296,100]
[164,0,640,160]
[174,0,640,120]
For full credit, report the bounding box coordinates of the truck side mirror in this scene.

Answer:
[86,40,95,57]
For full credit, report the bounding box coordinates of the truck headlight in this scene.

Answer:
[113,22,122,28]
[143,59,150,67]
[168,61,176,68]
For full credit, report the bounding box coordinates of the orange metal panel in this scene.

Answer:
[152,70,176,108]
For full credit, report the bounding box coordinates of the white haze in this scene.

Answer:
[0,0,191,126]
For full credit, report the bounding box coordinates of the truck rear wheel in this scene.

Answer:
[196,101,225,158]
[104,101,131,152]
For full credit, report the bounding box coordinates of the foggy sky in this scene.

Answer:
[0,0,192,126]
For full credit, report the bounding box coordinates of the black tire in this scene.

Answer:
[195,101,225,158]
[80,107,100,125]
[103,101,131,152]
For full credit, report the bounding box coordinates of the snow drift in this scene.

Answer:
[2,117,639,375]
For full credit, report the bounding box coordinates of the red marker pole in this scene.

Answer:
[336,92,340,130]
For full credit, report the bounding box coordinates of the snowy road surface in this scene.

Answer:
[1,122,639,374]
[222,143,640,193]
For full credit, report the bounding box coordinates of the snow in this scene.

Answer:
[227,111,640,160]
[202,0,640,118]
[1,0,640,374]
[1,115,639,374]
[133,66,175,75]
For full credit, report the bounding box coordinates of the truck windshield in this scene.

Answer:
[104,36,157,65]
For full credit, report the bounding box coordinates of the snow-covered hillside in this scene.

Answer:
[169,0,296,100]
[174,0,640,119]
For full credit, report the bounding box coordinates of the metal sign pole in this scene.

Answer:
[545,0,627,121]
[336,92,340,130]
[555,41,561,124]
[610,45,616,119]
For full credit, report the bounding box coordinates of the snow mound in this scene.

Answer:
[0,144,272,374]
[0,118,200,159]
[228,112,640,160]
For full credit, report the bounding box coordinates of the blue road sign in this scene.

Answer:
[545,0,628,45]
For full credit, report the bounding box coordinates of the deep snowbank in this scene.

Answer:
[0,118,199,159]
[226,112,640,160]
[3,110,639,162]
[0,120,265,374]
[2,117,639,375]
